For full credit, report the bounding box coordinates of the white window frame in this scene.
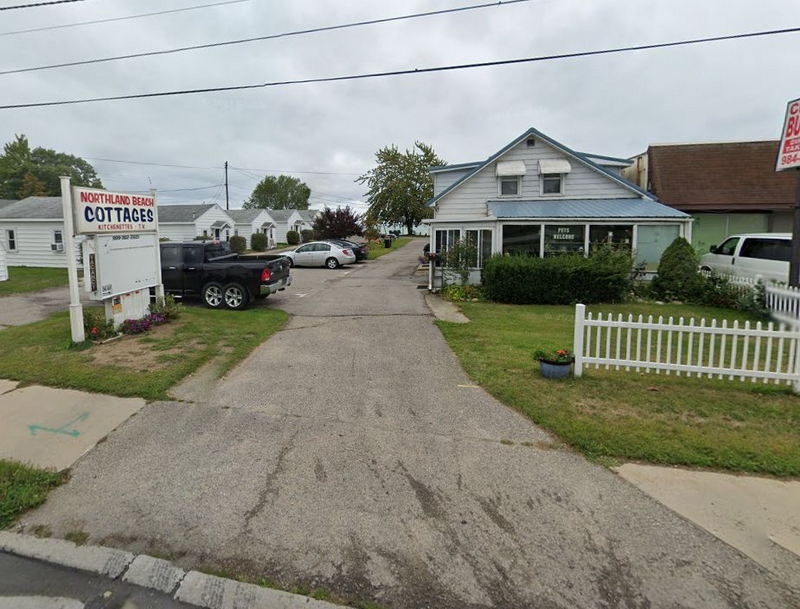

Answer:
[540,173,565,196]
[53,229,63,245]
[464,228,493,268]
[6,229,17,251]
[498,175,522,198]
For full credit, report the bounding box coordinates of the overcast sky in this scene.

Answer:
[1,0,796,212]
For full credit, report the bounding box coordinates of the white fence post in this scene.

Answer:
[573,303,585,377]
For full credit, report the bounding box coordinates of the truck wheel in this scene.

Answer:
[325,257,340,269]
[223,283,249,310]
[202,283,224,308]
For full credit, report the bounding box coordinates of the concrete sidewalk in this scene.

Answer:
[0,381,144,471]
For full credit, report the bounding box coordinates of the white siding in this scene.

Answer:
[274,210,303,243]
[195,206,235,240]
[158,224,195,242]
[435,139,638,221]
[0,220,81,268]
[433,168,474,195]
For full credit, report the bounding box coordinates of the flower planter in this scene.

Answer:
[538,359,572,379]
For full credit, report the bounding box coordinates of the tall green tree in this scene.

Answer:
[0,134,103,199]
[243,174,310,210]
[357,141,444,236]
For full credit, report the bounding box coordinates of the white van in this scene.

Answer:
[699,233,790,282]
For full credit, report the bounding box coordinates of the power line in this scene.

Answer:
[3,26,798,110]
[0,0,529,76]
[0,0,91,10]
[231,165,361,177]
[84,156,362,176]
[0,0,249,37]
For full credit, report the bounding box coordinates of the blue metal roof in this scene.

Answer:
[488,199,689,219]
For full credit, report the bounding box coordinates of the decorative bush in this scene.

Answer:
[229,235,246,253]
[193,235,211,241]
[441,284,483,302]
[300,229,315,243]
[250,232,268,251]
[482,247,632,305]
[286,230,300,245]
[650,238,702,302]
[148,294,182,321]
[83,308,116,341]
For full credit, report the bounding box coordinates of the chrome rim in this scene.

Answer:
[205,285,223,307]
[327,258,338,269]
[225,286,244,308]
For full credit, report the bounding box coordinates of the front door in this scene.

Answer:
[706,236,739,274]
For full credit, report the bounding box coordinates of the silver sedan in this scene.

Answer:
[282,241,357,269]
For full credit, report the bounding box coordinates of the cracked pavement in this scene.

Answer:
[19,239,799,608]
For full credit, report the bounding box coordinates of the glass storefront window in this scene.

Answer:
[502,225,541,256]
[589,225,633,253]
[544,225,585,256]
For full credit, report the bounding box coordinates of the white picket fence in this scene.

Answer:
[766,283,800,325]
[572,304,800,391]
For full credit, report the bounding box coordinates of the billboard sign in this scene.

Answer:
[72,186,157,235]
[777,97,800,171]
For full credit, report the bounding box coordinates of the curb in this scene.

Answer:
[0,531,349,609]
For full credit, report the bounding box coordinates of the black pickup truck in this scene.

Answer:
[160,241,292,310]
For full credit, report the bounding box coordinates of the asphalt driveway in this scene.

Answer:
[19,239,798,608]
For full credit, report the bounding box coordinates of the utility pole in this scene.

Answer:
[224,161,230,210]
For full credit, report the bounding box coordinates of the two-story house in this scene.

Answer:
[425,127,692,286]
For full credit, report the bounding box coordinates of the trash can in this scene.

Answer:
[384,238,392,248]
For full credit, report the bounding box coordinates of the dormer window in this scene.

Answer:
[538,159,571,196]
[496,160,526,198]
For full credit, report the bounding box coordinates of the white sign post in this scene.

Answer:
[60,176,85,343]
[61,180,164,343]
[0,239,7,283]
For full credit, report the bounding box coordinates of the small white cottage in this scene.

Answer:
[157,204,235,242]
[0,197,81,268]
[228,208,277,249]
[425,127,692,285]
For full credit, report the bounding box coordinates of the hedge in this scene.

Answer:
[229,235,246,253]
[482,248,632,304]
[250,232,268,251]
[286,230,300,245]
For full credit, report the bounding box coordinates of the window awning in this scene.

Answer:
[260,221,275,228]
[538,159,572,175]
[209,221,231,229]
[495,160,527,176]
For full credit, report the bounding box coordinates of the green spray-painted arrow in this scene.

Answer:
[29,412,89,437]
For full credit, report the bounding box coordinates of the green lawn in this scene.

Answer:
[0,306,288,400]
[437,302,800,476]
[0,267,68,296]
[367,237,412,260]
[0,460,64,529]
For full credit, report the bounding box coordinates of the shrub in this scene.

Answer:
[691,272,741,308]
[441,284,484,302]
[286,230,300,245]
[193,235,211,241]
[149,294,182,321]
[364,226,380,241]
[229,235,246,253]
[441,238,478,286]
[736,280,770,319]
[83,308,116,341]
[650,238,703,301]
[250,232,268,251]
[300,229,315,243]
[482,247,632,305]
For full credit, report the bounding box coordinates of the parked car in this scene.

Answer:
[327,239,368,262]
[160,241,292,310]
[282,241,356,269]
[700,233,790,282]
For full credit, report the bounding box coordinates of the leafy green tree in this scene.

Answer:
[0,134,102,199]
[243,174,310,210]
[357,141,444,236]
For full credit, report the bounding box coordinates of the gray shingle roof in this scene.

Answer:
[157,204,215,223]
[297,210,318,222]
[0,197,63,219]
[268,209,294,222]
[227,209,262,223]
[0,199,18,210]
[488,199,689,219]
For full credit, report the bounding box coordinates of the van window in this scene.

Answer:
[716,237,739,256]
[739,238,790,262]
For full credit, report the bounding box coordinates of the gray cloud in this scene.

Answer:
[1,0,796,208]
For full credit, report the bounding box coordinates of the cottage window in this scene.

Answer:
[499,176,521,196]
[435,229,460,254]
[464,229,492,267]
[502,225,540,256]
[588,225,632,253]
[541,173,563,195]
[53,230,63,244]
[544,225,584,256]
[6,229,16,251]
